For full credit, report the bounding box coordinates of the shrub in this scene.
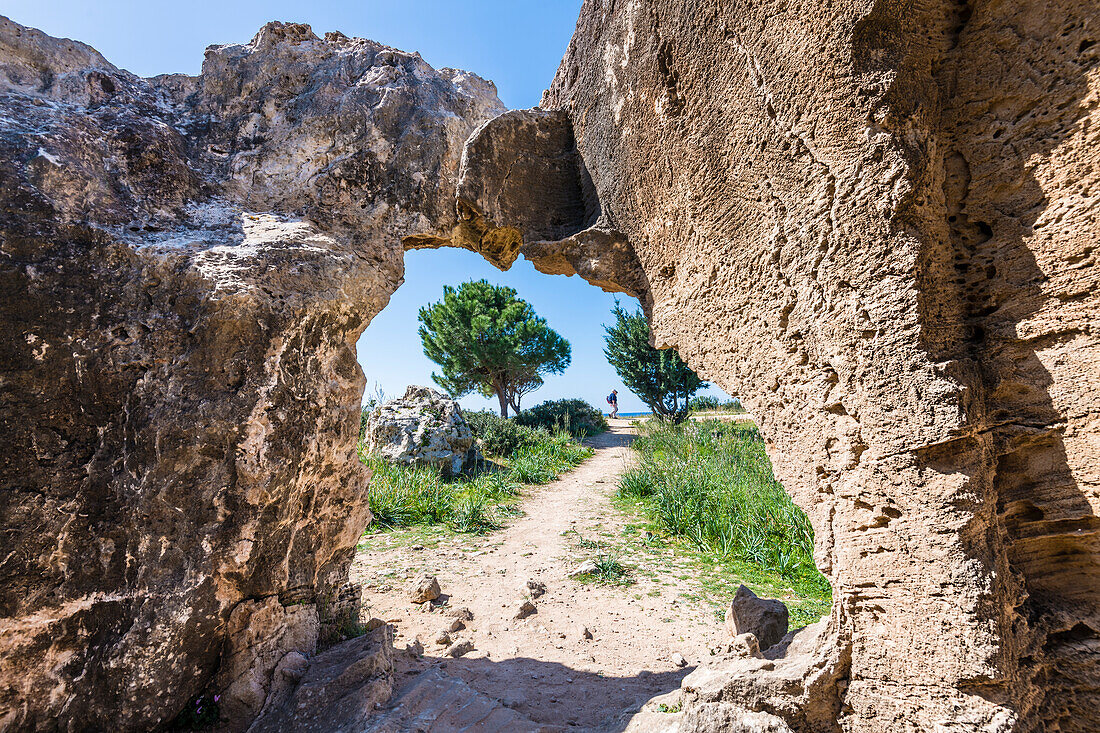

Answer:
[688,396,746,413]
[365,458,455,527]
[464,410,548,457]
[361,423,592,533]
[514,398,609,438]
[688,395,721,411]
[574,551,632,585]
[447,494,497,533]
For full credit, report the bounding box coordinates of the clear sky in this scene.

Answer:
[8,0,732,414]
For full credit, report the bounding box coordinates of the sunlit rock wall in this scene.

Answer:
[457,0,1100,729]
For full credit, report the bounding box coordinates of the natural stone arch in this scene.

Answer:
[1,0,1097,731]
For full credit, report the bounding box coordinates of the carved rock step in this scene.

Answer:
[365,667,555,733]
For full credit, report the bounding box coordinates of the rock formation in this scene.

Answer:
[0,17,502,730]
[364,386,479,477]
[1,0,1098,730]
[456,0,1100,730]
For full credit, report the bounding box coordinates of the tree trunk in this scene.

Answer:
[496,389,509,418]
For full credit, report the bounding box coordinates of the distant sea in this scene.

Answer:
[617,412,653,418]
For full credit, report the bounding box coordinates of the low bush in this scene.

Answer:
[619,419,828,595]
[514,398,609,438]
[464,410,548,458]
[688,395,746,413]
[687,395,721,411]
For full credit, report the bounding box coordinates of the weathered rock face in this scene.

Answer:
[365,386,478,477]
[0,16,502,730]
[3,2,1098,731]
[457,0,1100,730]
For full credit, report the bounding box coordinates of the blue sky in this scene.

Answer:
[9,0,732,413]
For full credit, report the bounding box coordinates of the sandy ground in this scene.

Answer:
[349,419,728,730]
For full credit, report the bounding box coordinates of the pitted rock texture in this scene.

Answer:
[2,3,1099,732]
[0,16,502,731]
[459,0,1100,730]
[448,107,650,300]
[365,385,479,477]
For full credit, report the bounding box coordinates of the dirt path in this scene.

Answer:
[350,420,724,730]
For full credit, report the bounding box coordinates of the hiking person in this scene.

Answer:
[606,389,619,418]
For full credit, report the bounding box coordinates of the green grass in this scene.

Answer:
[619,419,831,621]
[361,430,592,535]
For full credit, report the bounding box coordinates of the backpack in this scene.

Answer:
[607,393,615,404]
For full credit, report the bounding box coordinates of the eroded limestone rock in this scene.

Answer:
[247,625,395,733]
[0,16,502,731]
[2,2,1098,731]
[365,385,479,477]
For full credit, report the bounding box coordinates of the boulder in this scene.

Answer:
[724,585,789,651]
[248,627,394,733]
[365,386,480,477]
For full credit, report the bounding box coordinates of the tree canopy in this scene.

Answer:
[418,280,571,417]
[603,303,706,423]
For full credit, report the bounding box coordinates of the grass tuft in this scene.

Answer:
[620,419,831,601]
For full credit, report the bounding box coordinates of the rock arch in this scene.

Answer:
[1,0,1098,730]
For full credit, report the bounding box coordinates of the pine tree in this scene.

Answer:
[603,303,706,423]
[418,280,571,417]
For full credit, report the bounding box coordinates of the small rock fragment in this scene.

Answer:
[580,625,593,640]
[410,574,441,604]
[445,638,475,658]
[446,605,474,620]
[448,618,466,633]
[724,584,788,650]
[568,560,599,577]
[514,599,537,620]
[671,652,687,668]
[406,640,424,657]
[433,630,452,646]
[526,579,547,598]
[730,632,762,659]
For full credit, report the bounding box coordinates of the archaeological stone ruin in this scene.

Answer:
[1,0,1097,730]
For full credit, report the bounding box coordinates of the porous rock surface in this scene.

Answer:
[457,0,1100,730]
[0,16,502,730]
[365,385,479,477]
